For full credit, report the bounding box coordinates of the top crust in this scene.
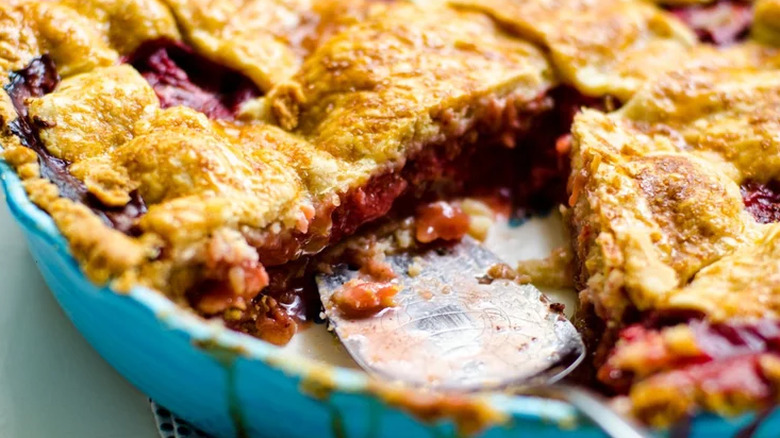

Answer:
[0,0,703,300]
[1,0,767,318]
[162,0,389,92]
[568,36,780,424]
[451,0,697,101]
[0,0,558,299]
[570,42,780,323]
[289,4,555,160]
[0,0,180,80]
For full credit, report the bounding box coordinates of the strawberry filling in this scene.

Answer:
[330,279,400,319]
[742,181,780,224]
[669,0,753,46]
[599,320,780,403]
[127,40,261,120]
[414,201,470,244]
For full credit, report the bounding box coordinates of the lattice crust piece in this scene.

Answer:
[450,0,697,101]
[754,0,780,46]
[569,42,780,423]
[286,4,554,154]
[571,42,780,322]
[163,0,398,93]
[0,0,180,81]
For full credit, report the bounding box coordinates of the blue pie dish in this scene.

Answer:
[2,158,778,438]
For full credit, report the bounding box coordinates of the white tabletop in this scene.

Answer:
[0,197,158,438]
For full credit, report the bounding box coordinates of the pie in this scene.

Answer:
[1,0,778,427]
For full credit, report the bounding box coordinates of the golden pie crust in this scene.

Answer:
[2,0,780,426]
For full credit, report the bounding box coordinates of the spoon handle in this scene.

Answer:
[527,385,655,438]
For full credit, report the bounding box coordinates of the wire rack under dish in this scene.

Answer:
[151,401,210,438]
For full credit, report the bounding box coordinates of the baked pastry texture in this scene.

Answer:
[1,0,559,340]
[568,6,780,425]
[0,0,778,426]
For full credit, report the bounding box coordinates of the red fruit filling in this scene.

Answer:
[330,279,400,319]
[669,0,753,46]
[127,40,262,120]
[640,354,774,413]
[742,181,780,224]
[191,260,270,315]
[600,320,780,400]
[414,201,470,244]
[329,172,410,244]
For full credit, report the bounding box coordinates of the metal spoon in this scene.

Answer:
[316,236,654,438]
[316,236,584,390]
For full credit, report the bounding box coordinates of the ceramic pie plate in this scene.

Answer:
[2,157,778,437]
